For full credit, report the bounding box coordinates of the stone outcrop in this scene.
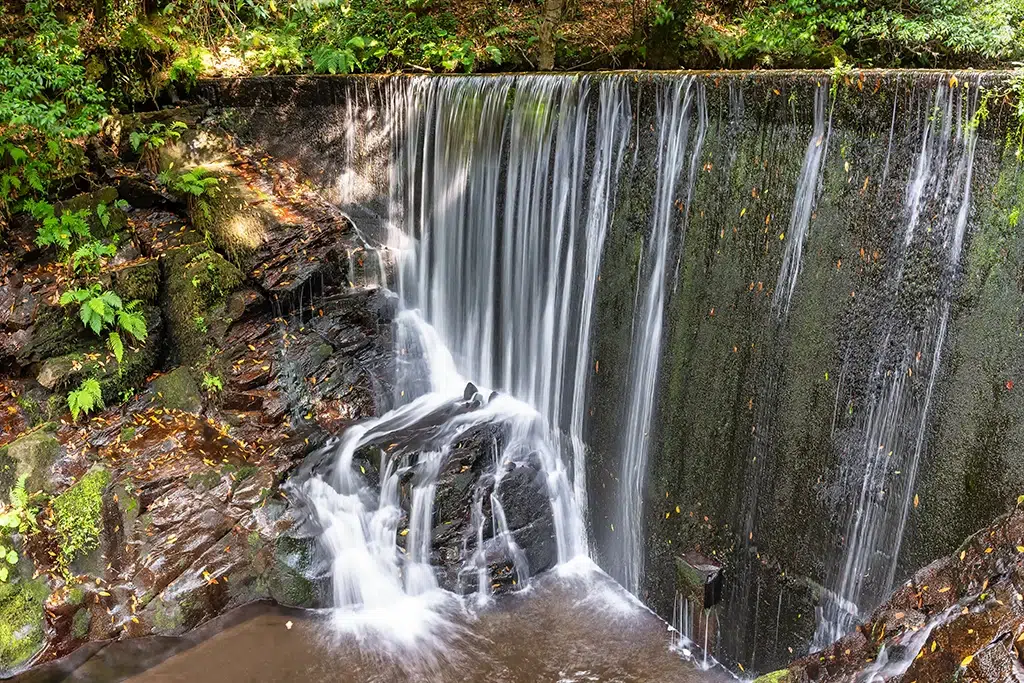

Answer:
[0,110,395,676]
[771,501,1024,682]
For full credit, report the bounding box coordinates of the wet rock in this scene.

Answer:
[0,575,49,674]
[151,367,203,413]
[0,428,62,494]
[0,282,35,330]
[788,502,1024,682]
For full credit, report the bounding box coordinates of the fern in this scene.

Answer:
[67,377,103,421]
[70,239,116,274]
[201,372,224,393]
[30,201,92,252]
[59,286,147,360]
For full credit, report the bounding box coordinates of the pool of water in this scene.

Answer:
[21,564,729,683]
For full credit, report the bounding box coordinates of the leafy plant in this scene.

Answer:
[201,372,224,393]
[193,315,208,333]
[0,475,38,583]
[70,239,117,274]
[130,121,188,172]
[27,201,91,253]
[157,166,221,223]
[59,284,147,363]
[0,1,107,216]
[67,377,103,421]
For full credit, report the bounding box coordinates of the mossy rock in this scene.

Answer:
[0,427,61,495]
[0,576,49,674]
[55,187,126,240]
[753,671,791,683]
[151,367,203,413]
[35,304,163,408]
[52,467,110,577]
[20,304,91,364]
[266,535,317,607]
[162,245,243,366]
[109,258,160,302]
[71,607,91,640]
[187,172,275,268]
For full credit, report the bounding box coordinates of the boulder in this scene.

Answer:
[151,367,203,413]
[0,428,61,495]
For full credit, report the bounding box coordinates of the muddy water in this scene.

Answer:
[36,568,727,683]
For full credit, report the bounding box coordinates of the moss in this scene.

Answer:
[119,426,136,443]
[163,245,243,366]
[67,585,85,606]
[110,258,160,302]
[52,467,110,576]
[150,598,184,633]
[151,367,203,413]
[0,577,48,672]
[186,470,221,490]
[71,607,91,640]
[753,672,791,683]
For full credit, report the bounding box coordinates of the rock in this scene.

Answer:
[464,382,478,401]
[52,467,111,577]
[36,355,82,391]
[0,576,49,674]
[151,367,203,413]
[108,258,160,302]
[0,283,35,330]
[753,672,791,683]
[788,502,1024,682]
[0,428,61,494]
[162,245,244,366]
[55,187,126,240]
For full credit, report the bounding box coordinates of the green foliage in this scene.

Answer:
[59,284,148,363]
[726,0,1024,67]
[32,205,91,252]
[201,372,224,393]
[168,47,206,87]
[67,377,103,422]
[0,476,38,584]
[51,468,110,575]
[158,166,222,223]
[130,121,188,154]
[0,1,107,214]
[70,240,117,274]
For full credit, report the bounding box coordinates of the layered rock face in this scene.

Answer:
[0,112,398,674]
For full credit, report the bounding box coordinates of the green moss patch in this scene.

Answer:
[52,467,110,576]
[0,577,49,672]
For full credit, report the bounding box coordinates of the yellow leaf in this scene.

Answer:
[399,529,409,536]
[913,494,919,508]
[960,654,973,668]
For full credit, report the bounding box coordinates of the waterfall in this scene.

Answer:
[815,76,980,646]
[613,77,707,594]
[390,74,634,560]
[772,81,831,315]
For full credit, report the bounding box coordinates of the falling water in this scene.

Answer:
[772,81,831,315]
[390,74,634,561]
[815,77,980,646]
[614,77,707,594]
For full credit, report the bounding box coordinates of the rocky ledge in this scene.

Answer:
[0,109,396,675]
[757,500,1024,682]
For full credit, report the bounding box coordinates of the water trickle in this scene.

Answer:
[614,77,707,595]
[772,81,830,315]
[815,76,981,647]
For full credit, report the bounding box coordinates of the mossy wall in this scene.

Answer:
[192,70,1024,674]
